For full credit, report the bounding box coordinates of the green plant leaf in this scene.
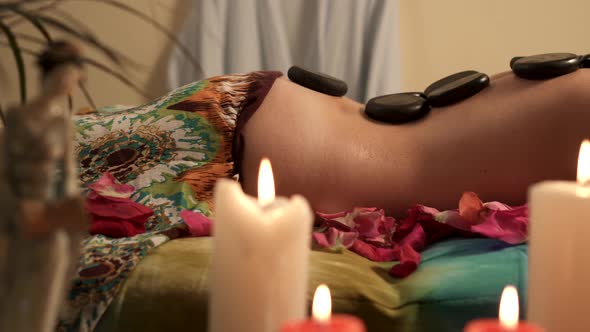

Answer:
[8,6,53,42]
[70,0,203,76]
[0,20,27,103]
[0,41,150,99]
[80,57,149,99]
[2,1,59,26]
[78,80,96,109]
[29,12,125,65]
[0,41,151,99]
[0,103,6,127]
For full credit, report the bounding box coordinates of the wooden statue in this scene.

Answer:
[0,41,89,332]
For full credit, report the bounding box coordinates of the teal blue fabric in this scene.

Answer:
[96,237,527,332]
[393,238,528,331]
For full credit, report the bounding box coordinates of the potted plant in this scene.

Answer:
[0,0,199,124]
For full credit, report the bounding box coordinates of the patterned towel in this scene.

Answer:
[59,71,281,331]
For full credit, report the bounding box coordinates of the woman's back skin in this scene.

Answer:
[240,70,590,216]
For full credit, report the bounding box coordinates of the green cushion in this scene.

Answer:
[95,237,527,332]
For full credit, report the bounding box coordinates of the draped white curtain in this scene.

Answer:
[168,0,401,102]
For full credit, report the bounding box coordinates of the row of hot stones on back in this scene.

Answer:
[287,52,590,124]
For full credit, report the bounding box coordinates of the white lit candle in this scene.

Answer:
[464,285,543,332]
[209,158,313,332]
[280,284,366,332]
[527,140,590,331]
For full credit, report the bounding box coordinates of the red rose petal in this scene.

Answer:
[390,242,422,278]
[86,196,153,222]
[85,172,153,238]
[89,219,145,238]
[180,210,213,237]
[350,240,396,262]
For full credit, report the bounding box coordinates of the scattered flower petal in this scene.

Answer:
[472,205,528,244]
[314,192,528,279]
[89,219,145,238]
[459,191,484,223]
[86,195,153,224]
[180,210,213,237]
[390,242,422,278]
[86,173,153,238]
[88,172,135,198]
[313,227,358,252]
[350,240,396,262]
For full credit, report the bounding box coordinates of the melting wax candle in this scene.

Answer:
[209,158,313,332]
[527,139,590,331]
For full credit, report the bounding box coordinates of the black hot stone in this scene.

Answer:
[510,56,524,69]
[287,66,348,96]
[424,70,477,96]
[364,92,430,124]
[512,53,580,79]
[424,71,490,107]
[580,54,590,68]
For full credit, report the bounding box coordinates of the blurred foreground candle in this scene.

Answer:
[209,158,313,332]
[464,285,543,332]
[280,284,366,332]
[528,140,590,331]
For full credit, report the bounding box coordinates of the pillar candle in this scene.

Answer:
[209,159,313,332]
[527,140,590,331]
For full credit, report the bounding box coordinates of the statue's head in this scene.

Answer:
[37,41,85,97]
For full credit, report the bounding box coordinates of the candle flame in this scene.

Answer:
[312,284,331,323]
[257,158,275,206]
[499,285,519,330]
[577,140,590,185]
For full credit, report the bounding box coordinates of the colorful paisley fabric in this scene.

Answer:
[58,71,282,332]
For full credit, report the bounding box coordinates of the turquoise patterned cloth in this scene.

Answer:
[60,72,276,332]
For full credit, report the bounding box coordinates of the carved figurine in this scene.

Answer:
[0,41,88,332]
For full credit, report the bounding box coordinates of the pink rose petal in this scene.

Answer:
[436,210,472,231]
[354,210,383,238]
[313,194,528,279]
[313,227,358,251]
[483,201,512,211]
[180,210,213,237]
[88,172,135,198]
[316,210,349,220]
[313,232,331,248]
[471,205,528,244]
[319,207,379,230]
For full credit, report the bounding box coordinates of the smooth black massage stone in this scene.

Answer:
[365,92,430,124]
[287,66,348,96]
[510,56,524,68]
[580,54,590,68]
[512,53,580,79]
[424,71,490,107]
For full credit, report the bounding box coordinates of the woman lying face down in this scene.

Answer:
[238,68,590,216]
